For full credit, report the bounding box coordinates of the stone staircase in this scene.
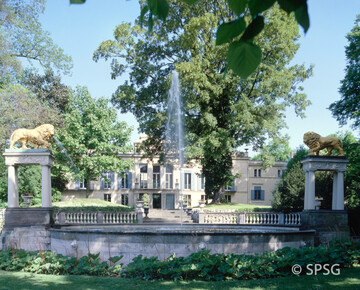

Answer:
[143,209,194,224]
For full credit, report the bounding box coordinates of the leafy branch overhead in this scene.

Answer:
[70,0,309,79]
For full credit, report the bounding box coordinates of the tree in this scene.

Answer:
[0,0,72,148]
[0,0,72,204]
[252,135,292,167]
[0,0,72,84]
[71,0,309,79]
[0,83,61,149]
[21,69,71,113]
[329,15,360,129]
[94,2,311,203]
[53,86,133,198]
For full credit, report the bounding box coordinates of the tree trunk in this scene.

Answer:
[86,172,90,199]
[210,186,224,204]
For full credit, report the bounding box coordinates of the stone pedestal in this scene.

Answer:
[301,157,350,245]
[301,156,348,210]
[301,210,349,245]
[3,149,54,208]
[3,208,53,229]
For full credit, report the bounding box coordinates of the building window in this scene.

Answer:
[225,179,235,191]
[165,165,173,189]
[199,174,205,190]
[153,165,160,189]
[184,173,191,190]
[104,193,111,202]
[121,194,129,206]
[102,172,112,190]
[79,178,87,189]
[278,170,282,178]
[254,169,261,177]
[224,194,231,203]
[251,186,264,201]
[118,172,129,189]
[183,194,191,207]
[140,165,148,189]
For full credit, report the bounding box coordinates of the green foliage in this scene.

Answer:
[21,69,71,113]
[203,202,271,212]
[52,198,134,212]
[52,86,133,198]
[252,135,292,167]
[1,240,358,281]
[273,132,360,212]
[0,0,72,83]
[122,240,360,281]
[0,249,123,276]
[137,0,309,78]
[94,2,312,204]
[0,83,61,149]
[329,15,360,129]
[142,193,150,208]
[272,161,305,212]
[18,165,41,203]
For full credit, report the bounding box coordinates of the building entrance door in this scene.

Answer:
[153,194,161,209]
[166,194,175,210]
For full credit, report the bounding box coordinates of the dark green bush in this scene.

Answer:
[122,239,360,281]
[0,240,359,281]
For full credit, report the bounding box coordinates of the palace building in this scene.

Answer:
[62,136,286,209]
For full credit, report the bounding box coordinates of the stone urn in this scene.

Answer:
[135,200,144,213]
[23,195,33,208]
[144,207,149,219]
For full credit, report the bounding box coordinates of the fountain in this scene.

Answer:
[165,70,185,225]
[53,136,79,175]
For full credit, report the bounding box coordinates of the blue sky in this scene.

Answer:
[39,0,360,154]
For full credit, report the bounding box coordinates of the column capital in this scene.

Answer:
[301,156,348,172]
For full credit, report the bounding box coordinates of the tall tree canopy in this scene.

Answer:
[0,0,72,147]
[0,0,72,83]
[329,14,360,130]
[94,1,312,203]
[53,86,133,198]
[71,0,309,79]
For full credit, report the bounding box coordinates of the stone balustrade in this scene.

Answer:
[53,211,140,225]
[192,210,301,226]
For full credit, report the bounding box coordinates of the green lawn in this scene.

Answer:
[201,202,272,212]
[0,267,359,289]
[52,198,134,212]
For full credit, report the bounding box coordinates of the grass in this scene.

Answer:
[0,267,359,289]
[52,198,134,212]
[202,202,272,212]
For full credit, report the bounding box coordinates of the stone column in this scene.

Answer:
[7,165,19,208]
[42,165,52,207]
[332,172,338,210]
[334,171,345,210]
[304,171,309,210]
[305,170,315,210]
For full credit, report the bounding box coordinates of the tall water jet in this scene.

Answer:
[53,136,79,176]
[165,70,185,225]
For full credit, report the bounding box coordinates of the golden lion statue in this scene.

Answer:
[303,131,344,156]
[9,124,55,149]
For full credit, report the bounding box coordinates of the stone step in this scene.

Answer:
[144,209,194,224]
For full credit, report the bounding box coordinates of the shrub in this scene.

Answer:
[0,240,359,281]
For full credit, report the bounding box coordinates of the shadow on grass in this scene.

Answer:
[0,268,360,290]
